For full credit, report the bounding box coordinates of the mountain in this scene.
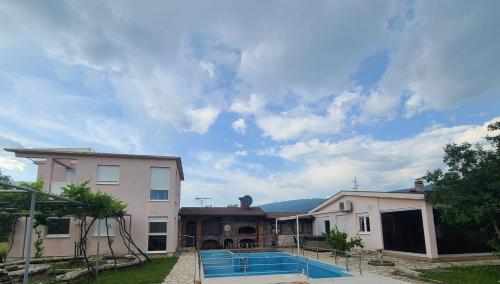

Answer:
[258,198,326,213]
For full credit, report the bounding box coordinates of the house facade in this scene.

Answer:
[309,180,491,261]
[5,148,183,258]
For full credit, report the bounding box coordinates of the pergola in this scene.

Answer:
[0,181,89,284]
[275,209,344,255]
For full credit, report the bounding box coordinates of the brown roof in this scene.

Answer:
[179,207,266,216]
[264,212,313,219]
[4,148,184,180]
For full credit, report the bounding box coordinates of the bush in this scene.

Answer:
[0,242,8,263]
[322,228,364,251]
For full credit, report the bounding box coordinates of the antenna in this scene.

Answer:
[352,176,360,191]
[195,197,212,207]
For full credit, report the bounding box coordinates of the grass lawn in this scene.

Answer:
[76,257,178,284]
[49,260,106,270]
[418,265,500,284]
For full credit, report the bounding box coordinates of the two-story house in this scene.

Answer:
[5,148,183,258]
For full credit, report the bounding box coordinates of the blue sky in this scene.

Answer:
[0,1,499,206]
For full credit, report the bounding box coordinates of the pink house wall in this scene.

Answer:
[8,154,181,258]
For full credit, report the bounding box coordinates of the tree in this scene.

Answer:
[425,121,500,253]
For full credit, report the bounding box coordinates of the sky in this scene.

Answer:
[0,1,499,207]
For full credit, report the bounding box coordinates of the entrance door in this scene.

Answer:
[336,215,346,232]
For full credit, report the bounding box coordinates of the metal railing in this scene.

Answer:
[302,245,362,275]
[194,245,361,280]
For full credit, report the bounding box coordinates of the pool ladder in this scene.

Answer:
[237,256,248,274]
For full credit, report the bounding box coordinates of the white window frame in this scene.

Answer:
[147,217,168,253]
[358,214,371,234]
[93,218,116,237]
[149,167,170,201]
[45,217,71,238]
[96,165,120,185]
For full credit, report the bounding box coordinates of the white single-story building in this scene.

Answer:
[309,179,491,262]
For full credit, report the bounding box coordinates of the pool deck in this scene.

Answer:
[163,249,500,284]
[201,271,411,284]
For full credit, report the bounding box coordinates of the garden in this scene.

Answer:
[0,178,170,283]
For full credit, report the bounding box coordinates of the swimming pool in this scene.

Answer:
[200,250,351,279]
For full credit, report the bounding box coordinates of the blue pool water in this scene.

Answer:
[200,250,351,279]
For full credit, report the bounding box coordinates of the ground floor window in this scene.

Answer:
[148,217,167,252]
[46,217,70,237]
[358,215,370,233]
[93,218,116,236]
[324,220,330,233]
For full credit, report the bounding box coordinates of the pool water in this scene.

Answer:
[200,250,351,279]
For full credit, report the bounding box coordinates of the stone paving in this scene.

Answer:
[163,249,500,284]
[163,251,197,284]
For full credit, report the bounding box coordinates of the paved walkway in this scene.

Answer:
[163,251,196,284]
[163,249,500,284]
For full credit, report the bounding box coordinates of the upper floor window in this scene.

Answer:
[358,215,371,233]
[46,217,70,237]
[97,165,120,184]
[149,167,169,201]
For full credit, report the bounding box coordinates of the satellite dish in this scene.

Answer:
[239,195,253,209]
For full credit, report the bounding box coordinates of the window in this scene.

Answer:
[149,167,169,201]
[358,215,371,233]
[324,220,331,233]
[148,217,167,252]
[93,218,116,236]
[46,218,70,237]
[97,165,120,184]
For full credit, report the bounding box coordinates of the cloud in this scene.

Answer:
[255,118,500,200]
[231,118,247,134]
[187,107,220,134]
[365,1,500,118]
[230,94,265,115]
[255,89,361,140]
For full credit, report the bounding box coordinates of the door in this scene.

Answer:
[336,215,346,232]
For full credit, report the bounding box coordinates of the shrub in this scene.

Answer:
[0,242,8,263]
[322,227,364,251]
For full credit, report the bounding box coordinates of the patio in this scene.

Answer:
[163,249,500,284]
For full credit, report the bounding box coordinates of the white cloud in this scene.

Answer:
[255,90,361,140]
[234,150,247,156]
[365,1,500,118]
[231,118,247,134]
[187,107,220,134]
[230,94,265,115]
[0,156,26,172]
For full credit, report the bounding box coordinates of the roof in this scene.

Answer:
[390,184,433,193]
[4,148,184,180]
[309,190,427,213]
[179,207,266,216]
[265,211,314,220]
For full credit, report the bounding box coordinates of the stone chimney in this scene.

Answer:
[414,178,425,192]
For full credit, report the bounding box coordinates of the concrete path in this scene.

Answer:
[163,251,196,284]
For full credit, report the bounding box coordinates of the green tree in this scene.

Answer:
[426,121,500,253]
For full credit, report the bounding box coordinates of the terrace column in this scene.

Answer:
[196,220,202,249]
[257,221,265,247]
[421,201,438,260]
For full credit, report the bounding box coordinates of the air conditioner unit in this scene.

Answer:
[339,200,353,212]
